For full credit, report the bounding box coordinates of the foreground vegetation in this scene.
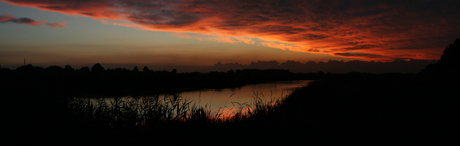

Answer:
[3,39,460,145]
[5,71,458,145]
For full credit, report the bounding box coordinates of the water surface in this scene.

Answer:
[74,80,314,118]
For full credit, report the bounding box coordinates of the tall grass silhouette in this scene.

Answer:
[67,89,290,129]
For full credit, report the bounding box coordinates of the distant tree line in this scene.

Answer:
[0,63,299,78]
[0,58,436,74]
[0,63,176,75]
[212,59,437,73]
[0,63,309,96]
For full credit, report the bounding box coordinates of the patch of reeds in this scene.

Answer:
[58,89,303,145]
[66,90,290,130]
[69,94,198,127]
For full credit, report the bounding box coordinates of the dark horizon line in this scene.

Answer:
[0,58,439,69]
[0,58,438,74]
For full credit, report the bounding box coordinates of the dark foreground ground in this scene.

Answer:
[3,70,459,145]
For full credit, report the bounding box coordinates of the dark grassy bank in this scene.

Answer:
[3,88,287,145]
[279,73,459,145]
[3,39,460,145]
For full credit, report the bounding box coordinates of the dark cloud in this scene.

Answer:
[3,0,460,61]
[334,52,386,59]
[343,45,380,50]
[0,12,67,28]
[210,59,438,73]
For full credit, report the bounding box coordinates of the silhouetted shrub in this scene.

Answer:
[91,63,105,74]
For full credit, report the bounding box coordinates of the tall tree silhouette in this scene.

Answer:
[440,38,460,66]
[423,38,460,77]
[91,63,105,74]
[133,66,139,73]
[143,66,150,73]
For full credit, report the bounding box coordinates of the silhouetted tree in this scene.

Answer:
[143,66,150,73]
[318,71,325,75]
[91,63,105,74]
[440,38,460,66]
[64,65,74,71]
[15,64,44,74]
[45,66,64,74]
[172,68,177,74]
[422,38,460,78]
[80,66,90,73]
[133,66,139,73]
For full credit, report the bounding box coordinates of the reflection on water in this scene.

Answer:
[72,80,313,118]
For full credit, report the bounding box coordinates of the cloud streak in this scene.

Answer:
[3,0,460,60]
[0,12,67,27]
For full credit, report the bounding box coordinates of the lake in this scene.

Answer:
[71,80,314,119]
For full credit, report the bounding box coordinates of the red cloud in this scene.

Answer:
[46,21,67,28]
[0,11,13,21]
[3,0,460,61]
[0,12,67,28]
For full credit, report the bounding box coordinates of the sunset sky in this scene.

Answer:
[1,0,459,69]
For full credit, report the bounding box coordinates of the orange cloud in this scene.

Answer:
[210,35,255,44]
[99,19,139,28]
[194,37,203,41]
[3,0,460,61]
[261,42,302,51]
[171,33,191,39]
